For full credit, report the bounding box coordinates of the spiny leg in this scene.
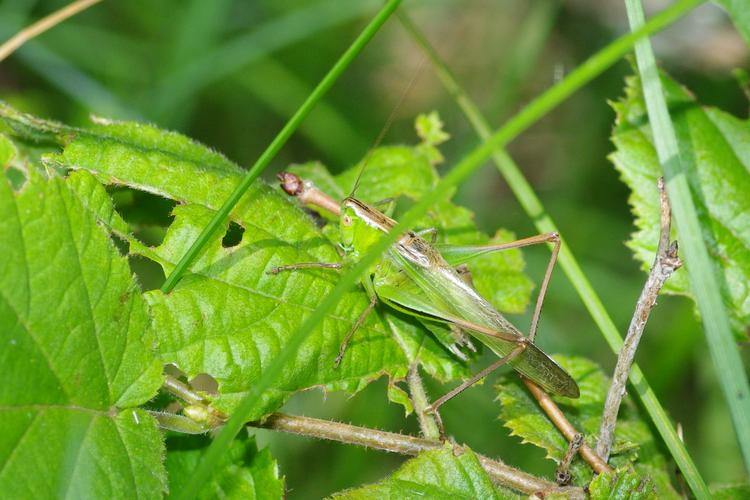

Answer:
[426,341,527,416]
[267,262,342,275]
[415,227,438,244]
[447,232,561,342]
[335,294,378,367]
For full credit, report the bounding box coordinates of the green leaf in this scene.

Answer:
[0,169,165,497]
[709,482,750,499]
[0,133,16,166]
[0,103,532,417]
[588,468,656,499]
[611,72,750,340]
[166,433,284,499]
[66,170,130,236]
[330,444,513,499]
[496,356,678,496]
[716,0,750,47]
[0,103,412,417]
[140,203,408,416]
[415,111,450,147]
[415,111,450,164]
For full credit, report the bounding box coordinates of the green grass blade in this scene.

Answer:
[172,1,403,495]
[182,0,704,495]
[151,0,382,121]
[490,0,559,120]
[398,7,709,497]
[236,57,370,165]
[161,0,403,295]
[626,0,750,480]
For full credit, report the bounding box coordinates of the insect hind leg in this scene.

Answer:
[426,340,528,416]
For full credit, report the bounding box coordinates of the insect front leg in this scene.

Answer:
[334,274,379,368]
[266,262,343,275]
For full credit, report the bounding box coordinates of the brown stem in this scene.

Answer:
[595,177,682,461]
[523,379,613,474]
[249,412,584,498]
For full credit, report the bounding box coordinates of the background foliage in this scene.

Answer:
[1,0,749,497]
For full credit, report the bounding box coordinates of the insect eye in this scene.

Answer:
[342,215,352,226]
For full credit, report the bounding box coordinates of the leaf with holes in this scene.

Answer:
[611,72,750,340]
[0,103,536,416]
[0,169,165,497]
[0,103,409,417]
[496,356,678,496]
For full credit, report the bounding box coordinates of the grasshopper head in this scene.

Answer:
[340,198,395,257]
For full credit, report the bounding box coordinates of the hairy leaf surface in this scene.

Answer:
[330,444,512,499]
[0,104,534,419]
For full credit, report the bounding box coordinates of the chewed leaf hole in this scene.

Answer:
[129,254,165,291]
[222,221,244,248]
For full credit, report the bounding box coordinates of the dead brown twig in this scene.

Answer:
[595,177,682,461]
[0,0,102,63]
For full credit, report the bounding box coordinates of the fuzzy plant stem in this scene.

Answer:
[407,363,442,440]
[249,412,585,498]
[160,377,583,497]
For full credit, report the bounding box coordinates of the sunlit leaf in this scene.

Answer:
[0,168,165,497]
[330,444,514,499]
[611,72,750,340]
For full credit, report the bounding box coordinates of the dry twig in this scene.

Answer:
[0,0,102,63]
[595,177,682,461]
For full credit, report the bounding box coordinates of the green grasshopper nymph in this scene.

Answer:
[271,172,579,414]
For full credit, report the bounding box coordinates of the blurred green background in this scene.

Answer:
[2,0,748,496]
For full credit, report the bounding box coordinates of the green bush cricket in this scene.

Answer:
[271,172,579,415]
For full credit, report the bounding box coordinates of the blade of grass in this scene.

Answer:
[161,0,403,295]
[397,8,709,498]
[626,0,750,479]
[182,0,704,495]
[172,1,403,494]
[151,0,382,122]
[236,57,370,165]
[0,13,135,119]
[490,0,559,120]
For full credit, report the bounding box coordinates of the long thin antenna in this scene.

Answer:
[349,56,426,197]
